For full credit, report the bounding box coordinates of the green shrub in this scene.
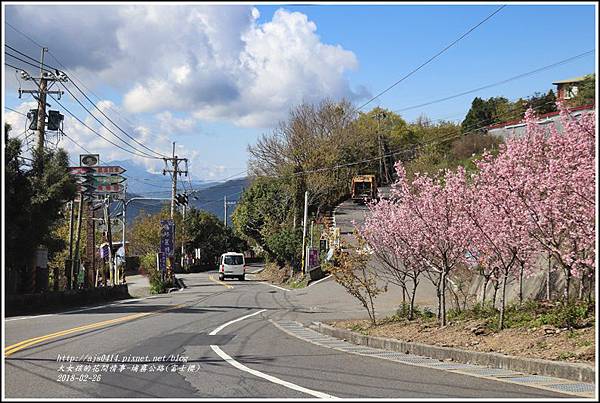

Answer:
[140,252,171,294]
[533,300,593,329]
[390,304,436,322]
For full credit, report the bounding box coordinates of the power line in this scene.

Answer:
[357,5,506,111]
[60,130,92,154]
[392,49,595,114]
[6,21,46,49]
[67,79,169,158]
[4,106,27,116]
[5,62,25,71]
[56,82,162,159]
[6,45,61,71]
[6,42,168,160]
[47,50,141,130]
[5,51,55,73]
[47,93,162,159]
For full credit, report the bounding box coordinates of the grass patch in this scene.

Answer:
[557,351,576,360]
[446,299,595,332]
[287,275,309,289]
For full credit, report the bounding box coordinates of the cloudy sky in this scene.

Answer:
[3,3,596,183]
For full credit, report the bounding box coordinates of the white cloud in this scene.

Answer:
[155,111,197,135]
[6,5,367,129]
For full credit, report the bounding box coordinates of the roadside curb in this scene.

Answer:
[310,322,595,384]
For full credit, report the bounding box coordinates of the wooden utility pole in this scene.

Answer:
[35,49,48,159]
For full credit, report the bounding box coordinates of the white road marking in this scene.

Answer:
[209,309,267,336]
[210,345,338,399]
[209,310,338,399]
[5,298,145,322]
[308,275,332,287]
[259,282,290,292]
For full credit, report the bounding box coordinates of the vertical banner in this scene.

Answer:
[160,219,175,257]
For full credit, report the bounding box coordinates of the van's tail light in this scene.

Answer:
[220,265,224,272]
[243,265,247,272]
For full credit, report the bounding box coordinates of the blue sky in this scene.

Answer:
[257,3,596,120]
[3,3,596,184]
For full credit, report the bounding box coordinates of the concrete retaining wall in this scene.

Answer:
[5,285,131,316]
[311,322,595,383]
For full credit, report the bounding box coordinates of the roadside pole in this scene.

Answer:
[122,184,127,280]
[104,195,115,285]
[67,200,75,289]
[170,142,178,219]
[181,203,186,269]
[224,195,227,226]
[301,191,308,275]
[71,194,84,289]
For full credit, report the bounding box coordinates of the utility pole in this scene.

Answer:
[35,48,48,159]
[104,195,116,285]
[181,203,186,269]
[67,200,75,289]
[170,142,177,219]
[18,47,66,163]
[71,194,84,289]
[375,111,391,185]
[224,196,237,227]
[121,183,127,246]
[301,191,309,274]
[163,142,187,220]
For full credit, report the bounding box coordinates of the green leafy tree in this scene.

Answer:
[232,177,292,262]
[265,227,303,267]
[5,125,76,293]
[569,74,595,107]
[5,136,34,291]
[128,206,184,258]
[461,96,512,133]
[183,208,245,266]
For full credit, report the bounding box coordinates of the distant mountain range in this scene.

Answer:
[106,159,217,195]
[108,160,250,224]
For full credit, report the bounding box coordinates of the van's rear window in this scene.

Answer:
[224,256,244,265]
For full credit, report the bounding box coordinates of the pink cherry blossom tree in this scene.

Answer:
[388,163,472,326]
[362,197,426,320]
[475,104,595,301]
[461,162,535,329]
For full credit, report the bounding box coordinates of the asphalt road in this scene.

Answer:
[4,271,571,399]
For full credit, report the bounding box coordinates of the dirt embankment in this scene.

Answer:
[331,317,595,364]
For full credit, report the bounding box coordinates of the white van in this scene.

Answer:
[218,252,246,281]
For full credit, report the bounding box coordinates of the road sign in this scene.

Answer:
[91,166,126,175]
[76,184,95,194]
[80,154,100,167]
[68,166,94,175]
[94,184,124,193]
[89,175,126,185]
[74,175,92,184]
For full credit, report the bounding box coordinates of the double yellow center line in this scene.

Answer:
[4,303,185,357]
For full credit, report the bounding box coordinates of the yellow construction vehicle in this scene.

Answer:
[351,175,377,203]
